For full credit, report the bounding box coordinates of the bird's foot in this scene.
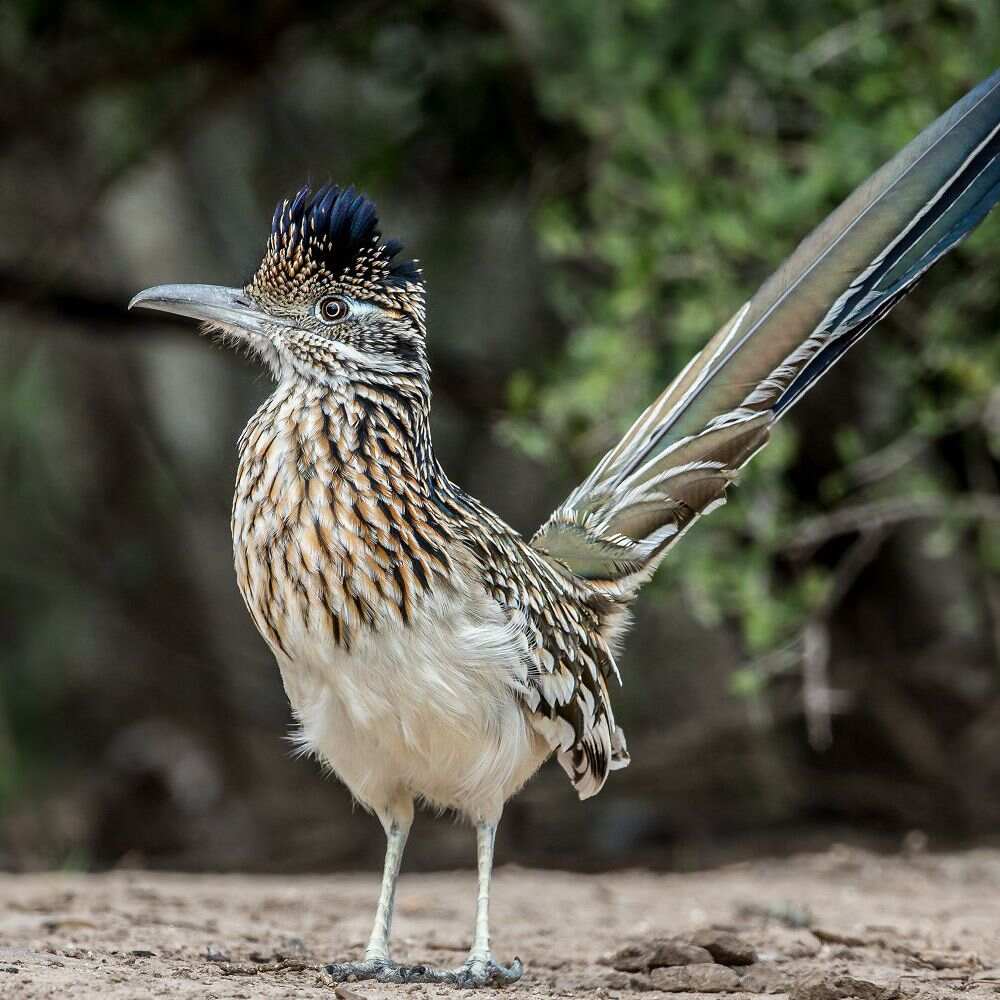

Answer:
[451,954,524,988]
[324,958,408,984]
[405,954,523,988]
[323,958,405,983]
[324,955,523,988]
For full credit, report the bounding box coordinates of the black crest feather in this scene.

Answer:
[271,184,421,287]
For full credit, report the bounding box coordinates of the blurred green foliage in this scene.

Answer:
[504,0,1000,659]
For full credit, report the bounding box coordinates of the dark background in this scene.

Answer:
[2,0,999,875]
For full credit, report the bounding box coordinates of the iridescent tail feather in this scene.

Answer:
[532,70,1000,593]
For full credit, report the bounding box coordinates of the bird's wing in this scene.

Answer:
[485,548,631,800]
[453,488,630,799]
[531,70,1000,592]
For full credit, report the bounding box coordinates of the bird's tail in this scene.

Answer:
[531,70,1000,596]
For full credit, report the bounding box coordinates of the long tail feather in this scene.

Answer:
[532,70,1000,591]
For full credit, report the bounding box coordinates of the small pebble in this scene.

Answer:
[335,986,366,1000]
[790,970,887,1000]
[650,963,742,993]
[691,929,757,966]
[739,962,792,994]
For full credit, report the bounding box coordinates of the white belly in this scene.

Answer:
[274,584,550,823]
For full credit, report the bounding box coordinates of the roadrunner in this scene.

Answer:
[131,71,1000,986]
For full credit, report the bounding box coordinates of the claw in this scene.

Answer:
[324,958,396,982]
[456,956,524,988]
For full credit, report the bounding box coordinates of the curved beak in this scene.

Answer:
[128,284,271,337]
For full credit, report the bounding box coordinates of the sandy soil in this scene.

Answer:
[1,846,998,999]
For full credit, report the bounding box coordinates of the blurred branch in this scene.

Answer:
[785,494,1000,553]
[841,408,981,489]
[798,527,887,749]
[0,270,137,328]
[801,622,835,751]
[744,528,885,749]
[790,1,927,77]
[820,526,889,614]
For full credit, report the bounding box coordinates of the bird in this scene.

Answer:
[130,70,1000,987]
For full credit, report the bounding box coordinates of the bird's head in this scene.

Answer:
[130,185,427,388]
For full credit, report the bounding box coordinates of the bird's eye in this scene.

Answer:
[318,296,350,323]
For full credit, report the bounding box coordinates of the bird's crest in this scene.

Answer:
[248,185,425,325]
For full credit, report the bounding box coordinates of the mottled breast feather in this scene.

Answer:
[233,382,453,657]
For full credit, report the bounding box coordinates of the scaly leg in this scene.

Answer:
[325,817,522,988]
[452,820,523,986]
[364,815,409,962]
[325,806,412,981]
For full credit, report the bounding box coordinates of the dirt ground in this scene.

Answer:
[1,846,998,999]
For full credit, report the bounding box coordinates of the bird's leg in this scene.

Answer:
[326,815,522,988]
[363,815,408,962]
[325,805,412,982]
[452,820,523,986]
[407,820,523,987]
